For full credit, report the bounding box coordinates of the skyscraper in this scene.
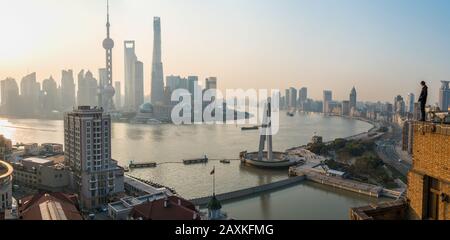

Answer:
[20,72,40,116]
[439,81,450,112]
[166,75,181,93]
[205,77,218,103]
[394,95,406,117]
[64,106,124,209]
[114,81,121,109]
[350,87,357,110]
[77,70,98,107]
[188,76,199,97]
[205,77,217,91]
[289,87,298,109]
[124,41,144,111]
[0,78,20,115]
[151,17,165,105]
[285,89,290,109]
[342,101,350,116]
[42,76,58,113]
[100,0,116,113]
[299,87,307,103]
[406,93,415,113]
[135,61,144,109]
[61,70,76,111]
[323,90,332,113]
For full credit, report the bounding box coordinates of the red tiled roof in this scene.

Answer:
[131,196,200,220]
[18,192,82,220]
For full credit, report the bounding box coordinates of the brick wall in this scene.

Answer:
[407,122,450,220]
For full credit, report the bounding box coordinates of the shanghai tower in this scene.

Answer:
[151,17,165,105]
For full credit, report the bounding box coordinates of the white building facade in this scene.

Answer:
[64,106,124,209]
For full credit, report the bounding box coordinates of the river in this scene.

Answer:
[0,112,387,219]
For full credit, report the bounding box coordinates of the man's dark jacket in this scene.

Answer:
[419,85,428,105]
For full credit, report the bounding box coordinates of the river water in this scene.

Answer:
[0,113,387,219]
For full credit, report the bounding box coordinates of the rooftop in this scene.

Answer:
[23,157,53,165]
[109,192,167,212]
[0,160,13,179]
[18,193,82,220]
[45,155,65,164]
[124,176,170,195]
[130,196,200,220]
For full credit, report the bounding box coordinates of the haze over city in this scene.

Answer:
[1,0,449,103]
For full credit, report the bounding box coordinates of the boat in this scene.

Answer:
[287,112,295,117]
[241,126,259,131]
[220,159,231,164]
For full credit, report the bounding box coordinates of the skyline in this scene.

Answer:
[1,0,450,103]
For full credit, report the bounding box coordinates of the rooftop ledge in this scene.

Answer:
[412,120,450,136]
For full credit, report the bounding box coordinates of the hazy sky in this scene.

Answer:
[0,0,449,103]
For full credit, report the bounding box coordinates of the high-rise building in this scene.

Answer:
[289,87,298,109]
[114,81,121,109]
[166,75,181,93]
[20,72,40,116]
[350,87,357,110]
[77,70,98,107]
[188,76,199,97]
[124,41,144,111]
[205,77,218,103]
[135,61,144,109]
[179,77,188,90]
[205,77,217,91]
[407,93,415,113]
[42,76,58,113]
[284,89,290,109]
[100,0,116,113]
[439,80,450,112]
[0,78,20,115]
[323,90,332,113]
[299,87,307,109]
[342,101,350,116]
[394,95,405,116]
[61,70,76,111]
[64,106,124,209]
[151,17,165,105]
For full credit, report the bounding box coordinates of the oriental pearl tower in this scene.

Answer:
[100,0,115,113]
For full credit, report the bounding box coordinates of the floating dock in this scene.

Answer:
[183,157,208,165]
[129,162,157,169]
[241,126,259,131]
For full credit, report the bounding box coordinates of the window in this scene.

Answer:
[423,176,441,220]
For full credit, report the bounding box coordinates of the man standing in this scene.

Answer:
[418,81,428,121]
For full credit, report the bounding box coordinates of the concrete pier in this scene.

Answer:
[292,169,383,197]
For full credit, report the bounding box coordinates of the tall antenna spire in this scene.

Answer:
[106,0,110,38]
[101,0,115,113]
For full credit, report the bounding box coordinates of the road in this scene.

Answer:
[375,124,411,176]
